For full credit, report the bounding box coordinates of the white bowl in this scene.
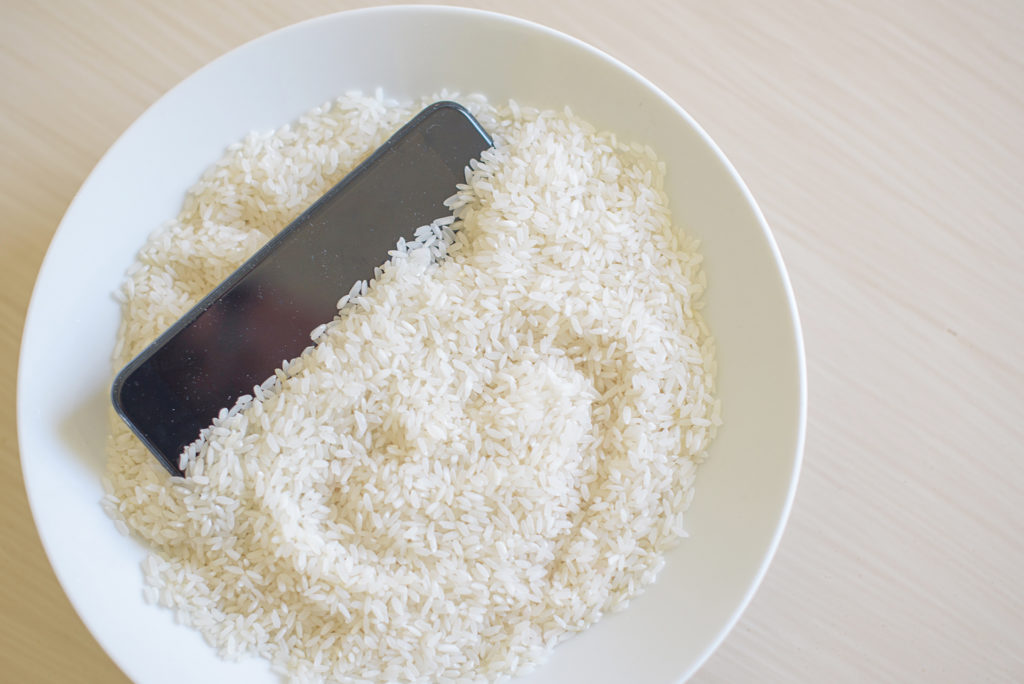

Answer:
[18,6,805,683]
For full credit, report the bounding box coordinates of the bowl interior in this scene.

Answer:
[18,7,804,684]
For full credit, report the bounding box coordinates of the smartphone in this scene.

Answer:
[112,101,492,476]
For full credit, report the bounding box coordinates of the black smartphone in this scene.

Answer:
[112,101,492,476]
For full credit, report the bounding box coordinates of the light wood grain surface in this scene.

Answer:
[3,1,1022,681]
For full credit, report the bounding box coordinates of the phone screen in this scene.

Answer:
[113,102,492,475]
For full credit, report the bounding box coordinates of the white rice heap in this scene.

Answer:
[104,93,720,683]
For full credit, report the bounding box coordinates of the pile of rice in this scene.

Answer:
[104,92,720,683]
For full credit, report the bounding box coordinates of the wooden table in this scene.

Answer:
[2,1,1021,681]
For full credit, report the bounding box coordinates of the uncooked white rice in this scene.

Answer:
[103,92,720,683]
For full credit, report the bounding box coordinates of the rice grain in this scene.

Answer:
[104,92,720,683]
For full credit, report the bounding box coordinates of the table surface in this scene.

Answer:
[2,1,1022,682]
